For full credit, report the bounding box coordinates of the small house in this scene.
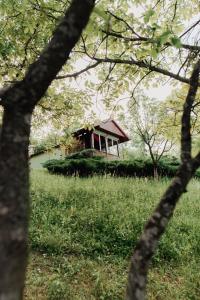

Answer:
[30,119,130,169]
[73,119,130,159]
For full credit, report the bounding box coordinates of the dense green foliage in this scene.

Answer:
[26,171,200,299]
[65,149,102,160]
[43,155,186,178]
[31,144,47,156]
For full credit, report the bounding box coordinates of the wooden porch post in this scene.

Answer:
[117,140,119,157]
[91,132,94,148]
[98,134,101,151]
[105,137,108,154]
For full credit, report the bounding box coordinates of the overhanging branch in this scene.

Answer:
[102,30,200,52]
[92,56,198,85]
[55,61,100,79]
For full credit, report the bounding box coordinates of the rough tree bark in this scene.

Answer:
[0,1,95,299]
[126,59,200,300]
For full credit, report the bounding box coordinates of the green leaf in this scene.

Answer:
[144,9,155,23]
[158,30,171,45]
[24,27,29,34]
[170,36,182,48]
[93,7,109,22]
[151,23,161,31]
[150,48,159,59]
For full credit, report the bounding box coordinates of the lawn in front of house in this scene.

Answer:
[25,170,200,299]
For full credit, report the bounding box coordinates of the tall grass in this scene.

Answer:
[26,170,200,299]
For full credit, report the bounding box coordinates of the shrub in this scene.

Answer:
[65,149,103,160]
[43,155,200,178]
[32,144,47,156]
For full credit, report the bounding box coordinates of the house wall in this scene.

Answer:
[30,148,64,169]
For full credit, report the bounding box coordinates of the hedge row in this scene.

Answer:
[42,156,200,178]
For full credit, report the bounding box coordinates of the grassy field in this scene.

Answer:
[26,170,200,299]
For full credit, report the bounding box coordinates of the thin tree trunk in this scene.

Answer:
[153,165,158,179]
[0,107,32,299]
[126,161,197,300]
[126,60,200,300]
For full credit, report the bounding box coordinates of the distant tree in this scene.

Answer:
[130,95,174,177]
[160,85,200,154]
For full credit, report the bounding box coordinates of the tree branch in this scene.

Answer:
[126,60,200,300]
[91,56,197,85]
[157,140,173,162]
[102,30,200,52]
[127,158,200,300]
[181,60,200,162]
[107,10,140,37]
[179,18,200,39]
[55,61,100,79]
[171,0,178,22]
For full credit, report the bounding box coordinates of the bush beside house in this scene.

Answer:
[42,149,200,178]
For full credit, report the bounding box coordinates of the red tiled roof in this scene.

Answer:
[95,119,130,142]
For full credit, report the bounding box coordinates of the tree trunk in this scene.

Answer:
[126,60,200,300]
[0,107,32,299]
[153,165,158,179]
[0,1,95,298]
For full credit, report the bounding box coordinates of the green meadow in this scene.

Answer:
[26,170,200,299]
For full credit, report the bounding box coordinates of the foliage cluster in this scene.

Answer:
[27,171,200,299]
[65,149,102,160]
[31,144,47,156]
[30,135,82,157]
